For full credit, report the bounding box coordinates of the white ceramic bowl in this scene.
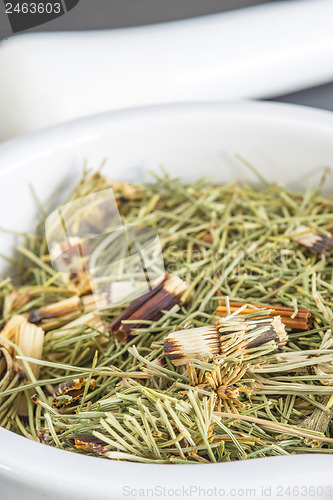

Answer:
[0,102,332,500]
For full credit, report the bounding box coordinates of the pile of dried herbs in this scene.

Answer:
[0,168,333,463]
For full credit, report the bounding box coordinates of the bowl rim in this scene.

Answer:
[1,100,333,177]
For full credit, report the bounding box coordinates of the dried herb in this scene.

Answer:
[0,168,333,463]
[217,300,312,330]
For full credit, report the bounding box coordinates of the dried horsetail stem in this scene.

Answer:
[1,169,333,462]
[109,275,188,344]
[15,322,45,380]
[27,295,83,330]
[217,300,312,331]
[217,315,288,355]
[164,326,219,365]
[73,435,109,454]
[0,315,28,356]
[48,312,109,343]
[52,378,96,409]
[0,346,14,377]
[290,225,333,254]
[15,322,45,415]
[298,395,333,448]
[164,308,288,366]
[3,289,31,317]
[108,278,165,334]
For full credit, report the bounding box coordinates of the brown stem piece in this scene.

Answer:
[27,296,82,329]
[217,300,311,331]
[109,275,187,344]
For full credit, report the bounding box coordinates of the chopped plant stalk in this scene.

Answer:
[217,300,312,330]
[109,274,188,344]
[15,323,45,381]
[297,395,333,448]
[290,225,333,254]
[1,316,28,356]
[27,296,82,328]
[164,307,288,366]
[52,377,96,409]
[3,289,31,317]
